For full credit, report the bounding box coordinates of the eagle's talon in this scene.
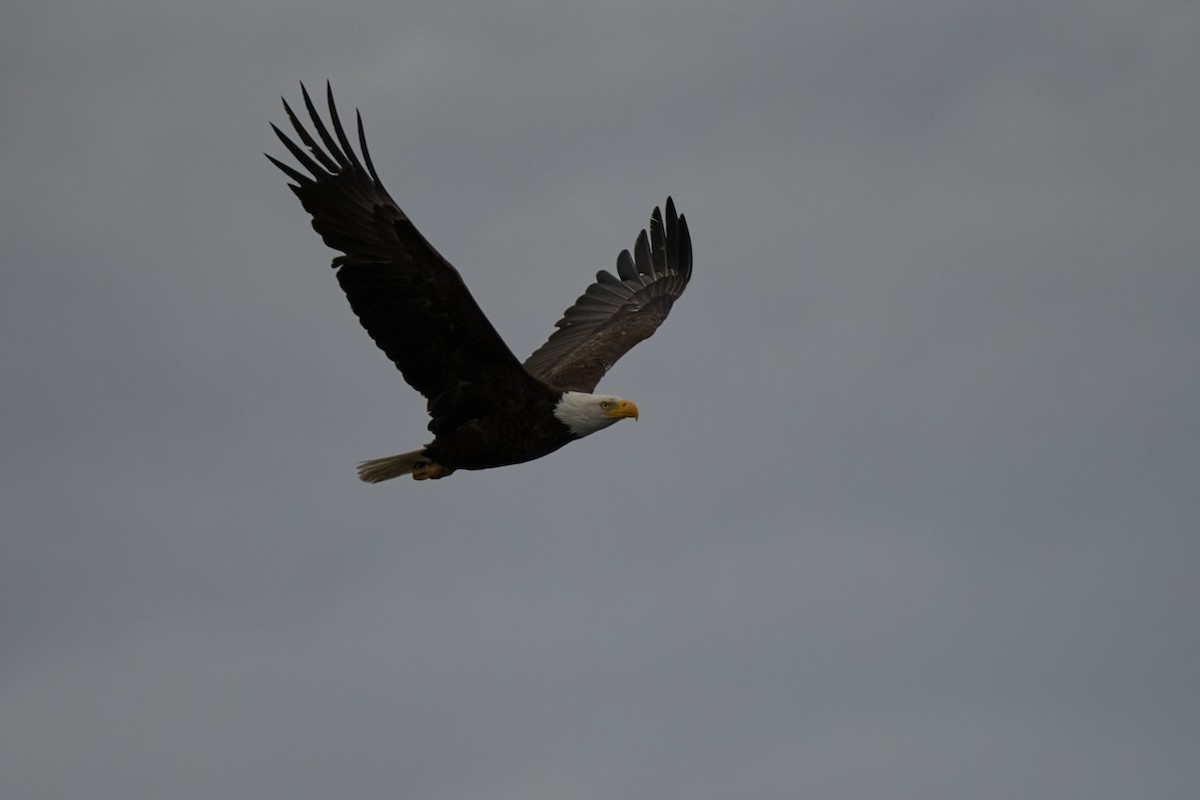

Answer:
[412,461,450,480]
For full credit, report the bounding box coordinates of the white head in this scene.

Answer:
[553,391,640,438]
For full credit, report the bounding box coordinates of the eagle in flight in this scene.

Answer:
[268,83,692,481]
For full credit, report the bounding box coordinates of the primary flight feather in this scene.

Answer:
[268,83,692,482]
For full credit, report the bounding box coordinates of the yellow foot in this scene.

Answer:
[412,461,453,480]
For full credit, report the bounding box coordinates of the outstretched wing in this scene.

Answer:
[267,83,538,433]
[523,199,692,392]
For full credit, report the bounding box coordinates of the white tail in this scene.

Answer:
[356,450,427,483]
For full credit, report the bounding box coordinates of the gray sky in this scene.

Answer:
[3,1,1198,798]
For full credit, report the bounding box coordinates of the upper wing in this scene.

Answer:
[522,199,692,392]
[267,83,537,433]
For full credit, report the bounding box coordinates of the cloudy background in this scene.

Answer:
[3,1,1198,797]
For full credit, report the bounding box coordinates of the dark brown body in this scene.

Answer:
[423,393,575,471]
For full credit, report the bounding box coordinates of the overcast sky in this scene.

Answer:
[3,1,1198,798]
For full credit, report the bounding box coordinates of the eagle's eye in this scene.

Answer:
[600,400,611,410]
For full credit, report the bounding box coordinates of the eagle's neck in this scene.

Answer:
[552,391,623,438]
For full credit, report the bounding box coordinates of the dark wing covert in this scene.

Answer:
[522,199,692,392]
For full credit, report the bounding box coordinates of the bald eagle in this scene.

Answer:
[268,84,692,482]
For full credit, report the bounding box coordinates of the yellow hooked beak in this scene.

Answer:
[606,398,639,420]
